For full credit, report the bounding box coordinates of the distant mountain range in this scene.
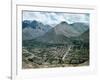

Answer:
[22,20,89,44]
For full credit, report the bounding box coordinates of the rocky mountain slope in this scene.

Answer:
[22,20,52,40]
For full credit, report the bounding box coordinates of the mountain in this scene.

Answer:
[30,20,51,31]
[54,21,80,37]
[36,29,71,44]
[22,20,52,40]
[80,29,89,43]
[70,22,89,34]
[35,21,81,44]
[35,21,89,44]
[22,20,89,42]
[22,27,45,40]
[22,20,31,29]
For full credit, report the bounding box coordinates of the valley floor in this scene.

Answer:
[22,44,89,69]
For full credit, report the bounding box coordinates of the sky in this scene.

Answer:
[23,11,89,26]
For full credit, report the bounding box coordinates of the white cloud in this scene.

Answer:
[23,11,89,26]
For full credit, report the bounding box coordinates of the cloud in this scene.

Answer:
[23,11,89,26]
